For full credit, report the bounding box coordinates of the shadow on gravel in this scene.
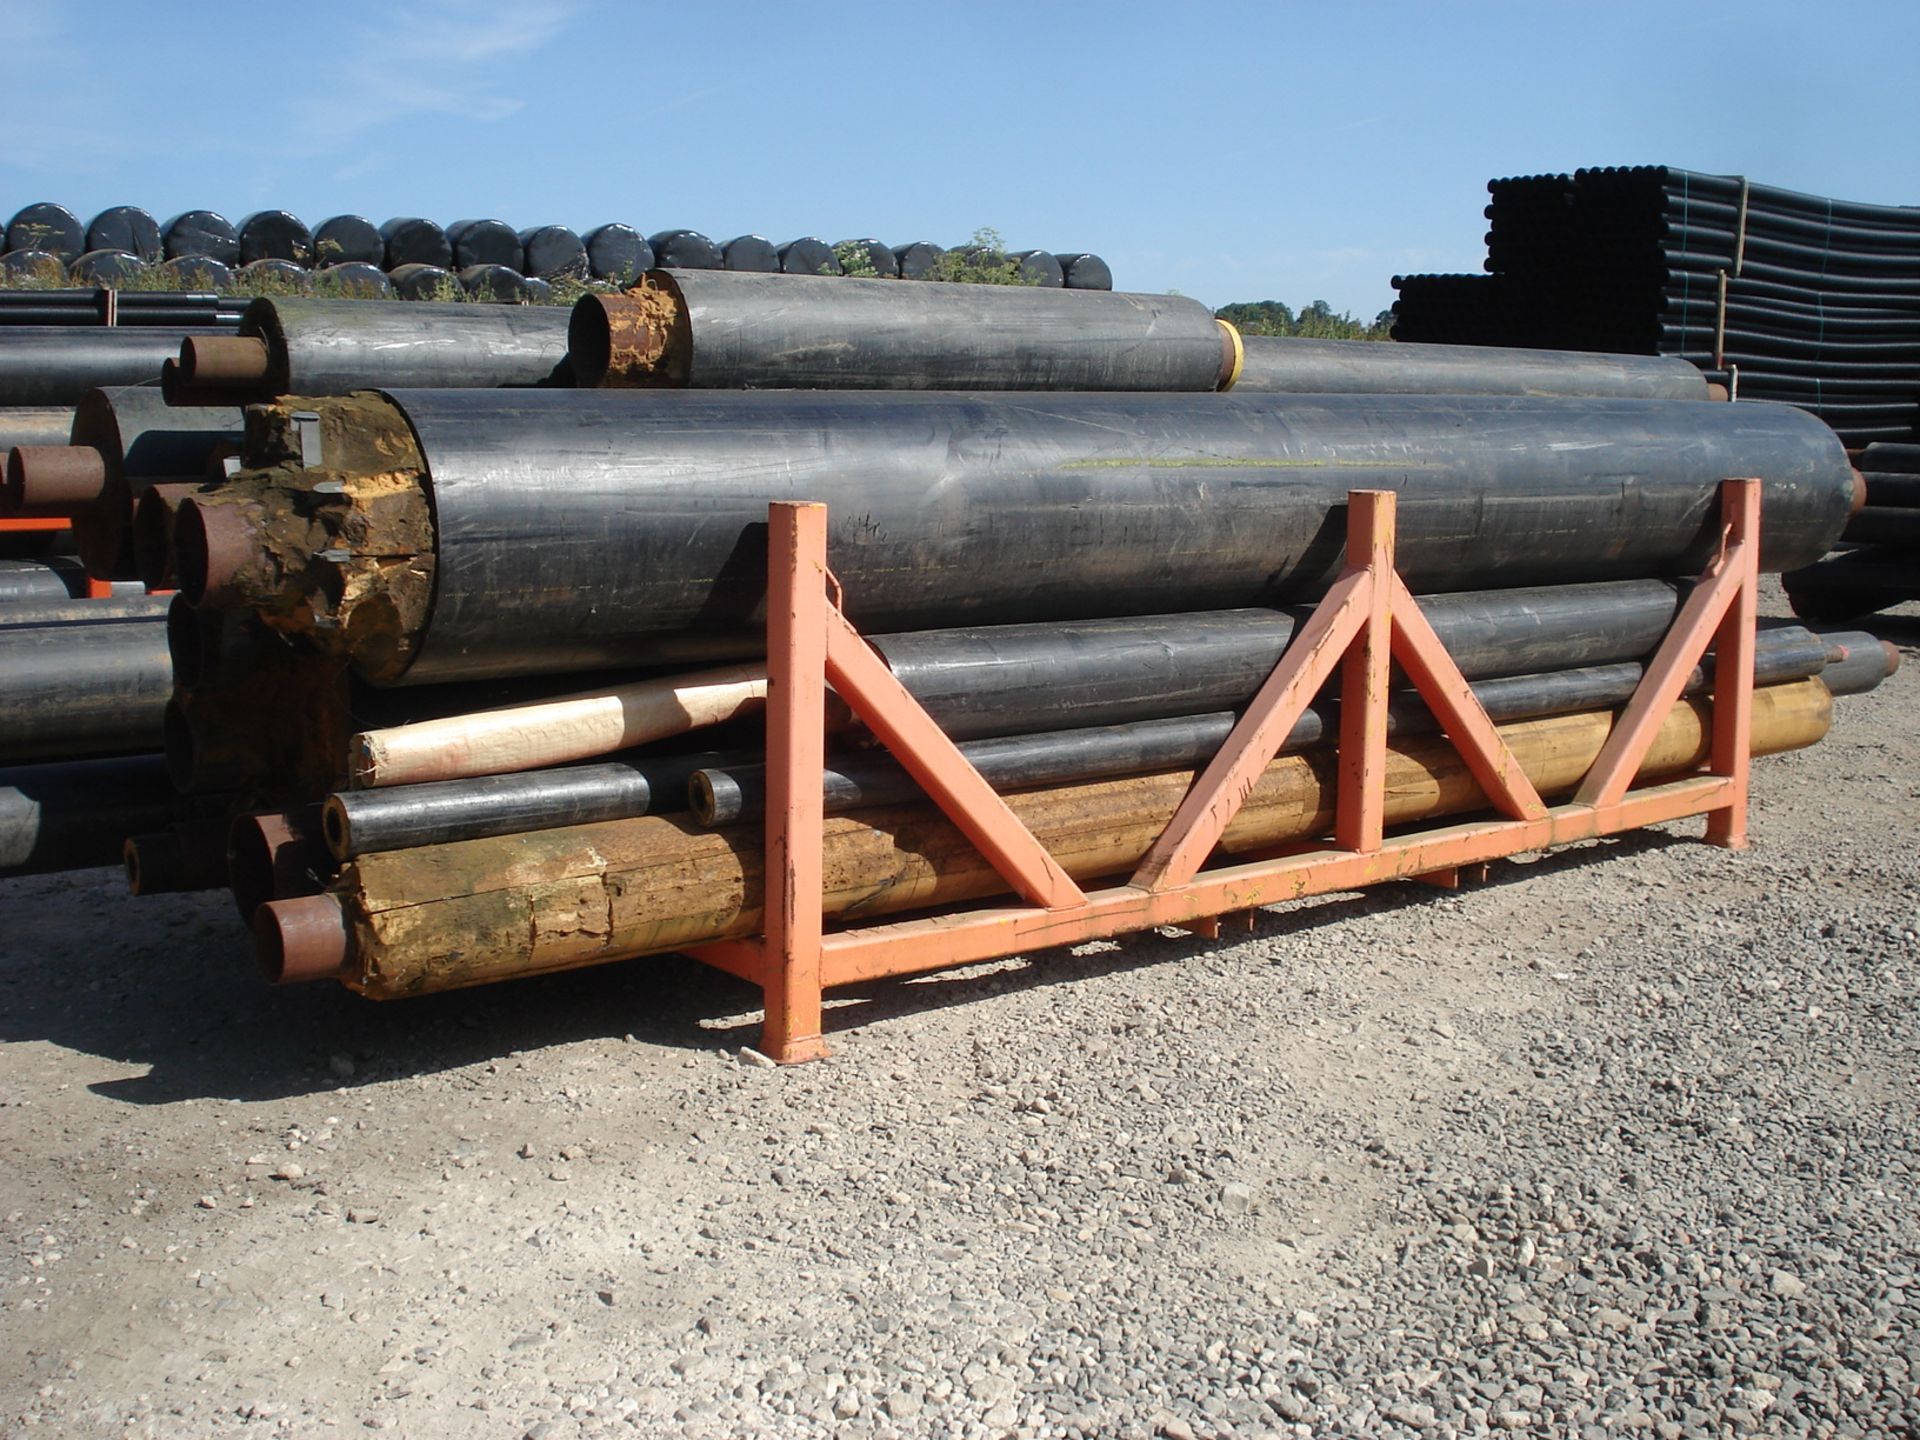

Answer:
[0,827,1692,1106]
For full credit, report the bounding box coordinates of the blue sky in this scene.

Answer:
[5,1,1918,316]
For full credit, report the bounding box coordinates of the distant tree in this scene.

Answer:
[1215,298,1391,341]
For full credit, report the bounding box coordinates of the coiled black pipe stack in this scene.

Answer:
[1393,166,1920,446]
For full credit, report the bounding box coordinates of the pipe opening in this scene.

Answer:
[321,797,351,861]
[228,810,327,923]
[254,894,351,985]
[134,483,194,589]
[173,499,257,609]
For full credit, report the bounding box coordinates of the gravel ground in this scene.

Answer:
[2,583,1916,1440]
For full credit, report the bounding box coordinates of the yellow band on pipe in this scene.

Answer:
[1216,319,1245,391]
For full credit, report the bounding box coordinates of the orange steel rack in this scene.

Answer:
[689,480,1762,1063]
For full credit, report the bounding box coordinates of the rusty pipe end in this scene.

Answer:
[1707,381,1731,402]
[179,334,271,388]
[568,283,681,387]
[4,445,109,515]
[1884,640,1904,677]
[1851,467,1869,516]
[133,482,196,590]
[174,498,260,609]
[255,893,352,985]
[228,810,326,922]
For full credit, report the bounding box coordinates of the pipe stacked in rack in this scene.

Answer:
[1786,440,1920,619]
[106,377,1888,999]
[1392,166,1920,445]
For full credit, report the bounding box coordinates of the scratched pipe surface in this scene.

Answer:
[370,388,1852,685]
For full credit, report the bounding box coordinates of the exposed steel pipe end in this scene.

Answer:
[688,769,742,827]
[1850,468,1869,516]
[133,482,197,590]
[179,334,271,388]
[174,498,259,609]
[124,822,229,897]
[4,445,109,515]
[229,810,328,922]
[1707,381,1731,402]
[255,893,352,985]
[1884,640,1903,677]
[568,282,680,387]
[320,796,353,863]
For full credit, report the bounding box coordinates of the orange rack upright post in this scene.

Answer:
[690,481,1762,1063]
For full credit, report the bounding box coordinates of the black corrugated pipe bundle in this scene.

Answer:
[1394,165,1920,445]
[178,389,1855,687]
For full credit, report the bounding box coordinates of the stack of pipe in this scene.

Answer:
[1786,440,1920,619]
[113,378,1884,999]
[2,202,1113,292]
[1392,166,1920,445]
[0,290,245,328]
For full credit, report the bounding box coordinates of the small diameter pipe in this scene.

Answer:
[256,682,1835,995]
[690,625,1838,826]
[321,750,726,859]
[123,818,231,895]
[0,755,205,879]
[228,808,332,921]
[348,663,770,788]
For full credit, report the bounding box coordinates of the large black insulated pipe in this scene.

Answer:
[313,215,385,267]
[371,388,1855,684]
[1235,337,1713,400]
[0,593,172,627]
[6,203,84,260]
[1863,473,1920,508]
[177,298,574,401]
[162,210,240,266]
[867,582,1683,740]
[380,218,452,270]
[691,625,1843,825]
[584,224,652,283]
[1785,545,1920,620]
[60,385,245,574]
[1843,506,1920,547]
[85,206,162,260]
[321,750,722,859]
[238,210,314,266]
[0,329,219,406]
[570,270,1232,390]
[0,617,172,762]
[0,755,203,879]
[0,559,85,602]
[0,407,76,454]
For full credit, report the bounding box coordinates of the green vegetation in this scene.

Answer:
[1215,299,1393,341]
[832,241,881,279]
[929,228,1041,286]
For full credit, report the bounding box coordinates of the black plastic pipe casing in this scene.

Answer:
[571,270,1227,391]
[1234,337,1709,399]
[382,388,1857,685]
[692,625,1839,825]
[0,329,225,406]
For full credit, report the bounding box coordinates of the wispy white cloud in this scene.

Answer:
[283,0,581,155]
